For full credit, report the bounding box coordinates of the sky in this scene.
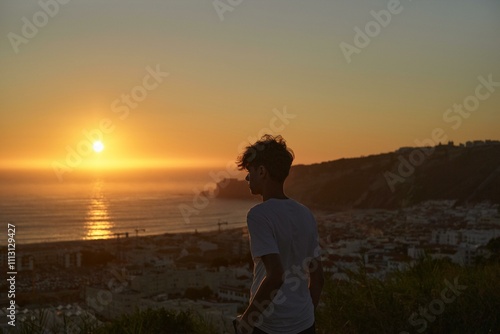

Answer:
[1,0,499,173]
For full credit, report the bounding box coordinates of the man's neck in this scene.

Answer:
[262,183,288,202]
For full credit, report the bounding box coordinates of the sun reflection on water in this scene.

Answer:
[85,179,114,240]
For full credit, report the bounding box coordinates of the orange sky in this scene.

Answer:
[1,0,499,174]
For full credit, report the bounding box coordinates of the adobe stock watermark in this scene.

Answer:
[7,0,72,54]
[52,64,169,182]
[212,0,244,21]
[340,0,409,64]
[178,106,297,225]
[384,74,499,192]
[399,276,467,334]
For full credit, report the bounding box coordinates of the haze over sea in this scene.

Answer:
[0,168,255,245]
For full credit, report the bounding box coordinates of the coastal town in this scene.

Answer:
[1,200,499,333]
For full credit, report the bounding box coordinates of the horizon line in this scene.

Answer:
[2,139,499,172]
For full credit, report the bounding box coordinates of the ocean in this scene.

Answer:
[0,168,257,245]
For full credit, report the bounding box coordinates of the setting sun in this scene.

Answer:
[93,141,104,153]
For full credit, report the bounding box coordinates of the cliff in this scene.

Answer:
[204,177,257,200]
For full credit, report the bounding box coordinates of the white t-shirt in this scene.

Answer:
[247,198,320,334]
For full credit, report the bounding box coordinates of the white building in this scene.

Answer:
[407,246,425,259]
[431,230,459,245]
[218,285,249,304]
[453,244,480,266]
[461,229,500,245]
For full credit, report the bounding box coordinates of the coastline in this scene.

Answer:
[1,224,249,251]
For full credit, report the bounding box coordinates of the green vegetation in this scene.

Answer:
[7,309,218,334]
[316,257,500,334]
[94,309,219,334]
[6,309,100,334]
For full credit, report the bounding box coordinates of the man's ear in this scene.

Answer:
[258,165,267,178]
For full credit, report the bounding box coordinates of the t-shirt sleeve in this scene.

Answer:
[247,209,279,258]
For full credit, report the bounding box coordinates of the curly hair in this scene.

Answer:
[236,134,295,183]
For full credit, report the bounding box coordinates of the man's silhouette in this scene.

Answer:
[234,135,324,334]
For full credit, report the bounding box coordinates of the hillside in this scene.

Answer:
[211,141,500,210]
[286,141,500,210]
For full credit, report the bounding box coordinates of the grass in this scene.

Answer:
[316,257,500,334]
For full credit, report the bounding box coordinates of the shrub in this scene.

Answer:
[95,308,219,334]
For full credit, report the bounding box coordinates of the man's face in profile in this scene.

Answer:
[245,165,263,196]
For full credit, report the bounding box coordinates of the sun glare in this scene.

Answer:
[93,141,104,153]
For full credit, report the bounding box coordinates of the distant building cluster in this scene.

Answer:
[0,227,252,332]
[81,228,252,332]
[398,139,500,153]
[317,200,500,280]
[0,247,82,272]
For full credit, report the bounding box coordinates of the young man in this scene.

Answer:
[234,135,324,334]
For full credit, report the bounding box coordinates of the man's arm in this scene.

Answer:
[309,256,324,310]
[239,253,284,332]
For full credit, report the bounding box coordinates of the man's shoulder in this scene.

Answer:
[288,198,312,211]
[248,198,312,216]
[247,202,267,217]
